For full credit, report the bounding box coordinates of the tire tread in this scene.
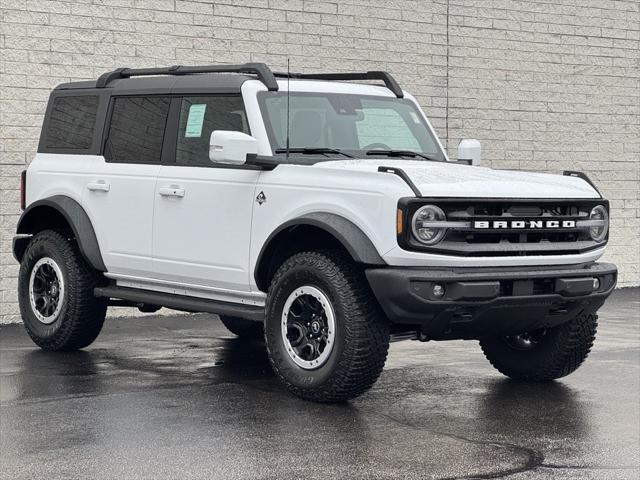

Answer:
[19,230,107,351]
[266,250,389,402]
[480,312,598,381]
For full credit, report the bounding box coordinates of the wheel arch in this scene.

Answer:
[254,212,385,292]
[14,196,106,271]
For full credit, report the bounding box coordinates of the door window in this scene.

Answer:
[105,96,170,164]
[175,96,249,167]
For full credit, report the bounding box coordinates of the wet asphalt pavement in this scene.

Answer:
[1,289,638,480]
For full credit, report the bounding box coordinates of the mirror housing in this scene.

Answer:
[209,130,258,165]
[457,139,481,166]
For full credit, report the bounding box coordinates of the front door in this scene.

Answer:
[152,95,261,302]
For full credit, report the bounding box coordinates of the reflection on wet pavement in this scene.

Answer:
[1,288,638,479]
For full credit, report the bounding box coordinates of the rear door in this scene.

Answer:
[151,95,261,301]
[82,96,169,278]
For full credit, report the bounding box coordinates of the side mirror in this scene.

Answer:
[457,139,481,166]
[209,131,258,165]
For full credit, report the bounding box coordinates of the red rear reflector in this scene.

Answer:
[20,170,26,210]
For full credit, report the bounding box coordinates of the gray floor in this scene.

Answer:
[1,289,638,480]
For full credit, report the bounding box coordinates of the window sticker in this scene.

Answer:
[185,103,207,138]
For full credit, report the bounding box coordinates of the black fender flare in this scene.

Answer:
[254,212,385,290]
[14,195,106,271]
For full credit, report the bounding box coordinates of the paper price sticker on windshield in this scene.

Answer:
[185,104,207,138]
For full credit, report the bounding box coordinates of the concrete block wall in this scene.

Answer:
[1,0,638,323]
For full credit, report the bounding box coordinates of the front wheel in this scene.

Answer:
[265,250,390,402]
[480,312,598,381]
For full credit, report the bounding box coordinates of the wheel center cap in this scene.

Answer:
[50,284,58,296]
[310,321,321,334]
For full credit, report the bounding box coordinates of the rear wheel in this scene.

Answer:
[265,250,390,402]
[219,315,263,339]
[480,312,598,381]
[18,230,107,351]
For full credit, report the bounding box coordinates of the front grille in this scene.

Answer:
[400,198,608,257]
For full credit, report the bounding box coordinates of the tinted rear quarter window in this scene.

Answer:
[105,96,170,164]
[44,95,99,150]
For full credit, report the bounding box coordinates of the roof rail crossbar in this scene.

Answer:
[95,62,279,91]
[273,71,403,98]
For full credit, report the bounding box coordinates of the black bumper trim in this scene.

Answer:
[366,262,617,340]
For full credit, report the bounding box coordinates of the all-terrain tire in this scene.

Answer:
[264,250,390,402]
[480,312,598,381]
[18,230,107,351]
[220,315,263,339]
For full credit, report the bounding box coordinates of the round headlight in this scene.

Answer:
[589,205,608,242]
[411,205,447,245]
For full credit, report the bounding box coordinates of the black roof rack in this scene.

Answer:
[95,62,279,90]
[95,63,404,98]
[274,70,404,98]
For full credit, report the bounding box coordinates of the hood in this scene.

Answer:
[312,159,600,198]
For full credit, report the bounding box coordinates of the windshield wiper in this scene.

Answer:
[274,147,354,158]
[365,149,439,162]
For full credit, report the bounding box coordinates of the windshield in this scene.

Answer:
[257,92,445,161]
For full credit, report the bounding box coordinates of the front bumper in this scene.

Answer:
[366,262,617,340]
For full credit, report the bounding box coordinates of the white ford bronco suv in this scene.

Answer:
[14,63,617,402]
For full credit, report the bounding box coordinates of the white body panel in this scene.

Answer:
[25,154,87,208]
[311,159,600,199]
[382,245,606,268]
[248,165,409,290]
[152,165,260,294]
[26,154,157,278]
[81,160,159,277]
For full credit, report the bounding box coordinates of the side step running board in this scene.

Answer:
[94,286,264,322]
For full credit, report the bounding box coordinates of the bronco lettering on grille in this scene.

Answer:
[473,220,577,229]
